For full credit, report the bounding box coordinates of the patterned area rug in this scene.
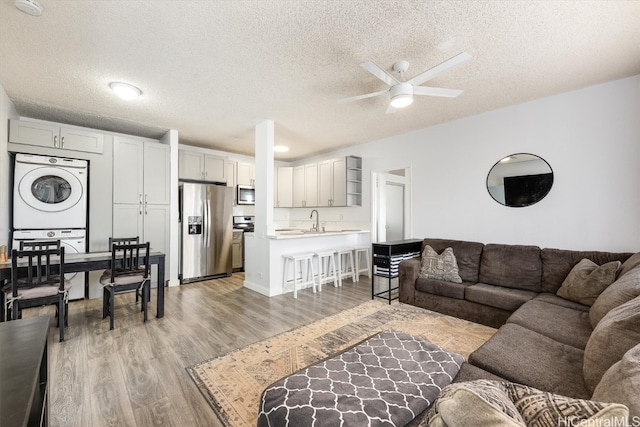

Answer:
[186,300,496,427]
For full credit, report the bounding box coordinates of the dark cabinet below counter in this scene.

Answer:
[0,316,49,427]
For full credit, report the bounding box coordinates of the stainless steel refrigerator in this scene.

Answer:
[179,183,234,283]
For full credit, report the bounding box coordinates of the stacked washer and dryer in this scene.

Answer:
[12,153,88,300]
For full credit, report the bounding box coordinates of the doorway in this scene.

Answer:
[372,168,410,243]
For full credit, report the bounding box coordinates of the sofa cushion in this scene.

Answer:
[422,239,484,283]
[533,293,590,312]
[465,283,536,311]
[589,264,640,328]
[556,259,621,306]
[592,343,640,421]
[433,380,524,427]
[583,296,640,393]
[541,248,632,294]
[507,299,592,349]
[419,246,462,283]
[415,277,468,299]
[453,363,505,384]
[469,323,590,398]
[479,244,542,291]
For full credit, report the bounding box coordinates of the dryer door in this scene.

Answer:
[18,167,84,213]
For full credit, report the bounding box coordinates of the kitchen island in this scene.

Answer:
[243,230,370,296]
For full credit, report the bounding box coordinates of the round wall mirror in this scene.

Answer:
[486,153,553,207]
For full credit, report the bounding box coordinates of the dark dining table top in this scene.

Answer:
[0,315,49,427]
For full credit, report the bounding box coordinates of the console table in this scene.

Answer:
[372,239,422,304]
[0,316,49,427]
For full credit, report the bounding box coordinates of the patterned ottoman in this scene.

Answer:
[257,330,465,427]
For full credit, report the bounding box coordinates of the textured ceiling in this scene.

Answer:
[1,1,639,161]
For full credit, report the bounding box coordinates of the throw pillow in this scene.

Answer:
[434,380,525,426]
[419,245,462,284]
[592,343,640,421]
[556,259,621,306]
[589,264,640,328]
[583,296,640,393]
[505,382,629,427]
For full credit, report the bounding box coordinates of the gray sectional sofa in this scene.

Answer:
[399,238,640,423]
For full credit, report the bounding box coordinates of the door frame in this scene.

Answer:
[371,167,412,243]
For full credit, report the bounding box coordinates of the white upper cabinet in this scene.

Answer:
[178,150,226,183]
[275,167,293,208]
[293,163,318,208]
[319,158,348,206]
[226,160,236,188]
[237,161,255,186]
[9,119,104,154]
[113,137,170,205]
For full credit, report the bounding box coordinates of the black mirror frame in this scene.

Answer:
[486,153,554,208]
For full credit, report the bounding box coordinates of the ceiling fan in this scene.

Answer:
[339,52,472,114]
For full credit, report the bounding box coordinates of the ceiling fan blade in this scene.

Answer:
[338,89,388,104]
[406,52,472,86]
[413,86,463,98]
[385,104,396,114]
[360,61,399,86]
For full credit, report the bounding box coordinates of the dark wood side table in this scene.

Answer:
[372,239,422,304]
[0,316,49,427]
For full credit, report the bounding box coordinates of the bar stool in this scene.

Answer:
[354,246,372,282]
[282,253,317,298]
[315,250,338,289]
[335,248,356,287]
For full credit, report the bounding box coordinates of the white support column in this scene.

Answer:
[254,120,275,236]
[161,129,180,287]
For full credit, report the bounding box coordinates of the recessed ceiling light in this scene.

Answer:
[14,0,42,16]
[273,145,290,153]
[109,82,142,101]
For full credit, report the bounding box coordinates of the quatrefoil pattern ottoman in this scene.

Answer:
[257,330,464,427]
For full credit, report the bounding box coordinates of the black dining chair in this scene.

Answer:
[2,240,64,323]
[8,245,70,341]
[106,237,149,305]
[100,241,151,330]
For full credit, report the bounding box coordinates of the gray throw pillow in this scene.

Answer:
[556,259,621,306]
[592,343,640,421]
[584,296,640,393]
[419,245,462,284]
[589,264,640,328]
[434,380,524,426]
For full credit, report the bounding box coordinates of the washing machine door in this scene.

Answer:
[18,167,84,213]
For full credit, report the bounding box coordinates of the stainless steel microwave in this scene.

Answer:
[237,185,255,205]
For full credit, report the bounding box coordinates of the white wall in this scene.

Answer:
[0,83,18,247]
[338,75,640,252]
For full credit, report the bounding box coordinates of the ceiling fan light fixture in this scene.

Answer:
[389,83,413,108]
[109,82,142,101]
[14,0,42,16]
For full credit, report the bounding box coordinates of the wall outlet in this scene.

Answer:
[258,272,263,278]
[339,214,344,220]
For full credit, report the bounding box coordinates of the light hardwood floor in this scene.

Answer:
[23,273,373,427]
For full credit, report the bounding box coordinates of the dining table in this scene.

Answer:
[0,250,166,319]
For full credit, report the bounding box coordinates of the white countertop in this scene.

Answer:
[261,229,370,240]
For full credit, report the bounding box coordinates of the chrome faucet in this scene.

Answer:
[310,209,319,232]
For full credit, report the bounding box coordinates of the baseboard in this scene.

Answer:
[243,279,280,297]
